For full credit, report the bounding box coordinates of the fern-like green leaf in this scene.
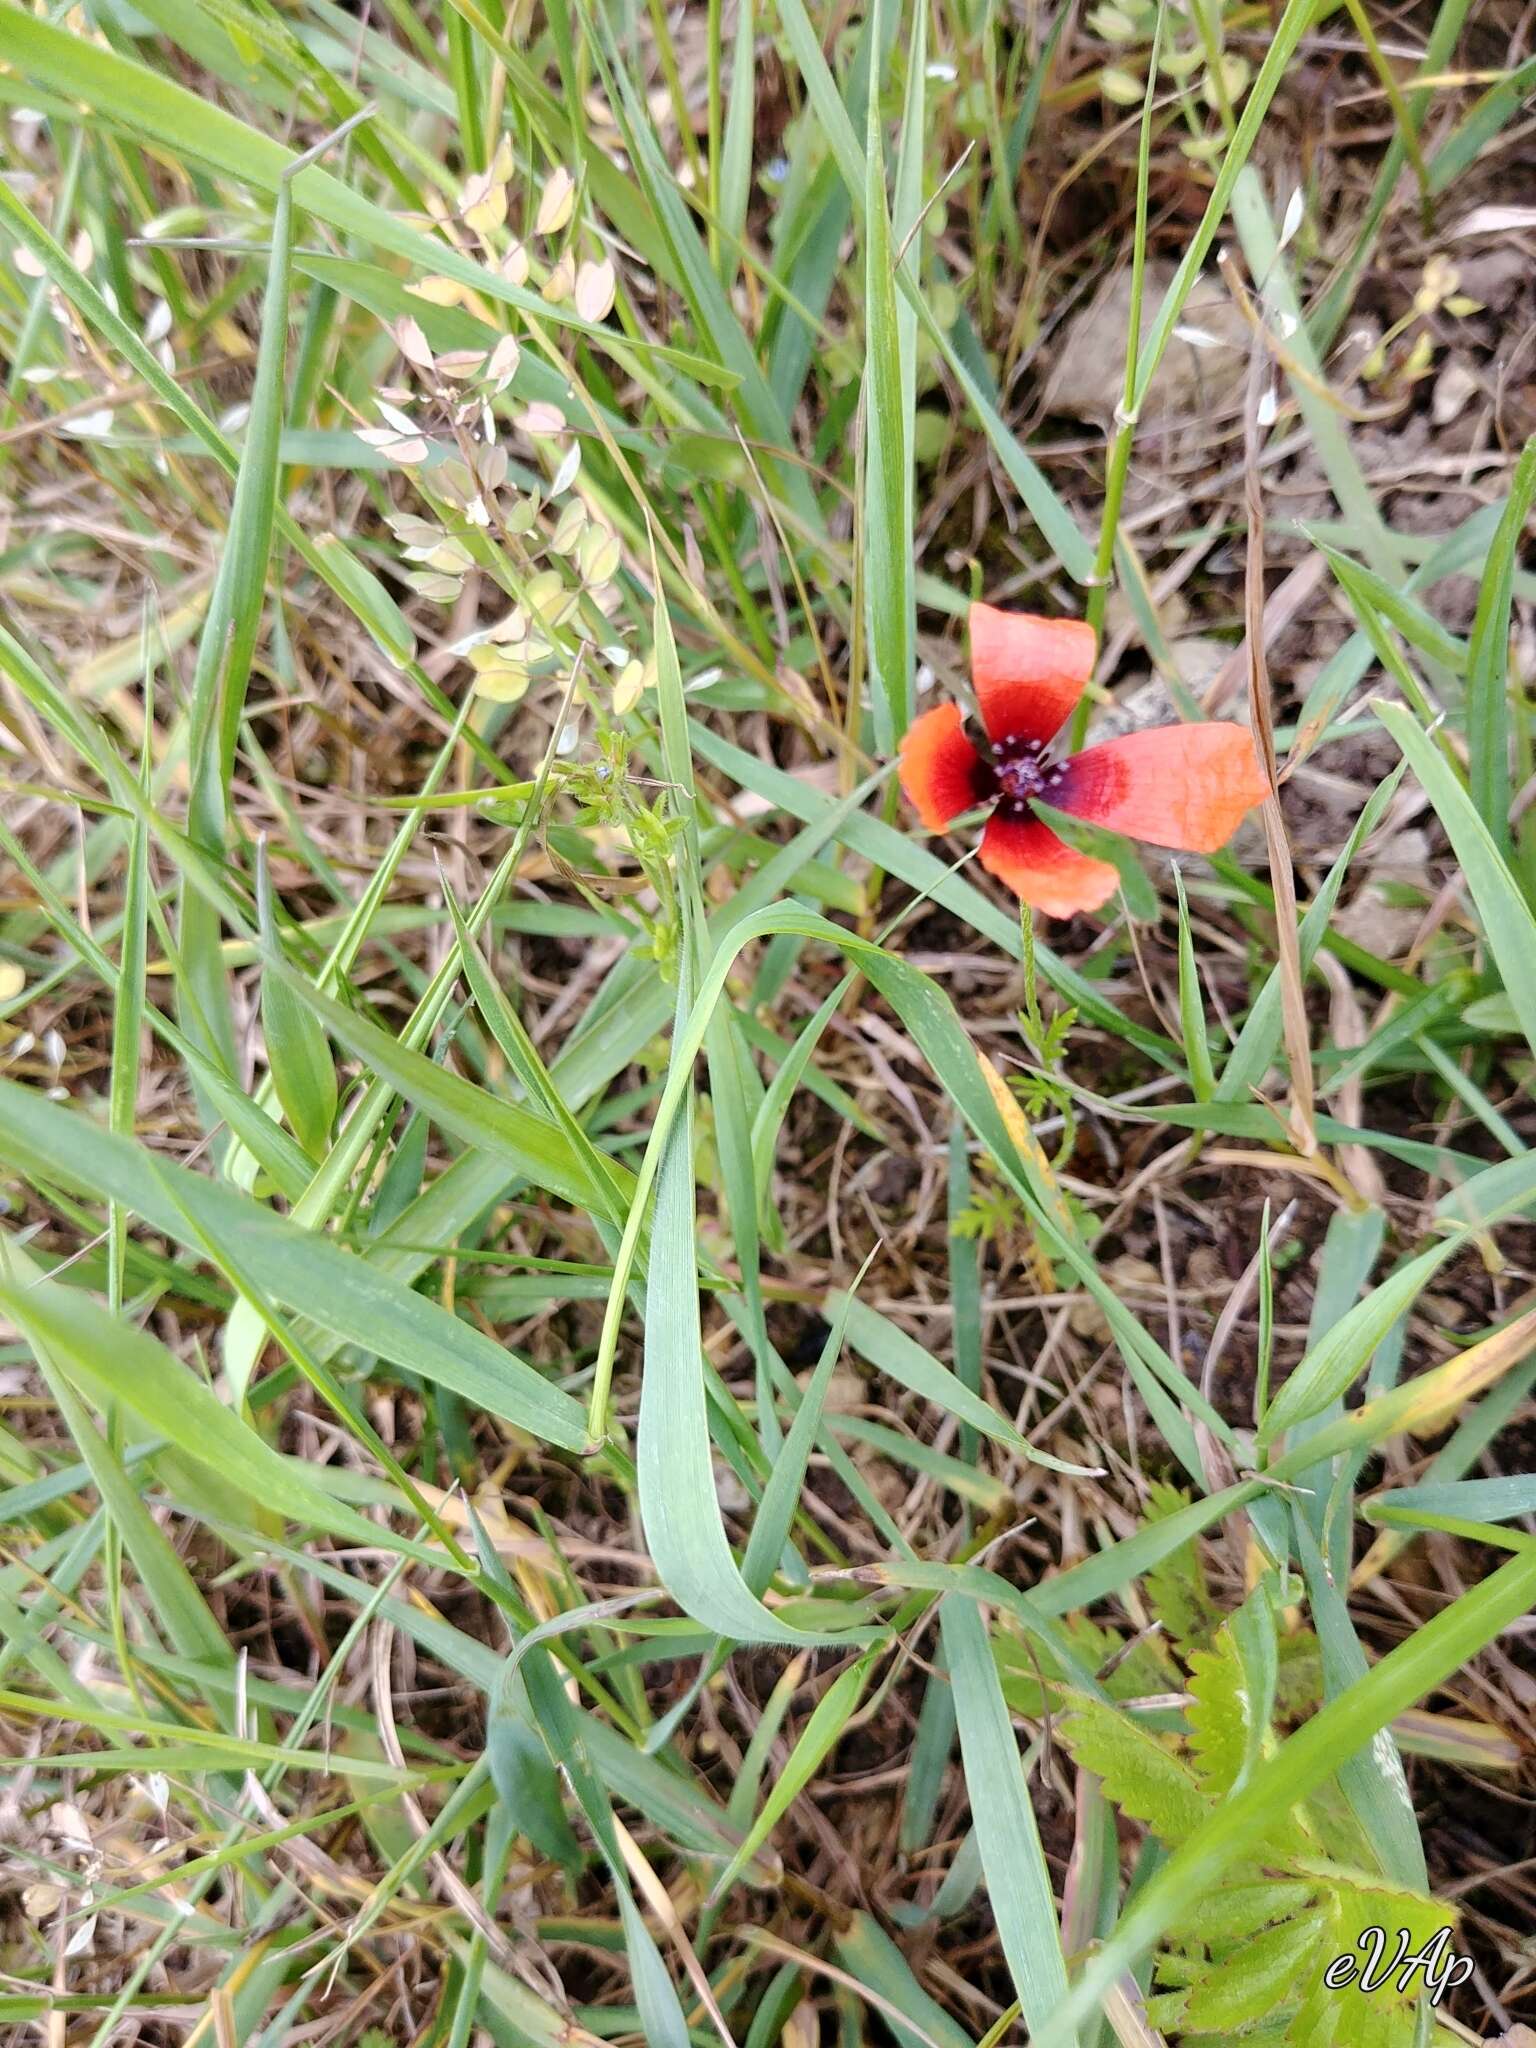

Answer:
[1173,1877,1316,1947]
[1179,1913,1326,2032]
[1141,1481,1220,1648]
[1180,2029,1294,2048]
[1187,1624,1250,1798]
[1056,1692,1210,1849]
[1309,1861,1454,1951]
[1290,1976,1419,2048]
[1274,1628,1325,1719]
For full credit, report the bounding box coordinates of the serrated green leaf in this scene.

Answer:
[1172,1879,1316,1948]
[1187,1630,1251,1801]
[1179,1912,1324,2032]
[1057,1693,1210,1851]
[1141,1482,1219,1647]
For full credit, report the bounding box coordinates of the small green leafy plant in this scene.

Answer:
[997,1491,1458,2045]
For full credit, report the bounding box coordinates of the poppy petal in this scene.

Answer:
[970,602,1097,747]
[1054,723,1268,852]
[898,702,988,830]
[979,809,1120,917]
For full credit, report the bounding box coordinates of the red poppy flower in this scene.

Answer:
[899,602,1269,917]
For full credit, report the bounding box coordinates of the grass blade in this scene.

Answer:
[1375,698,1536,1059]
[1465,434,1536,856]
[862,18,912,750]
[0,1076,593,1453]
[942,1598,1073,2041]
[636,960,867,1647]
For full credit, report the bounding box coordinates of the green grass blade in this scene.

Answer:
[861,15,912,751]
[1375,698,1536,1059]
[1426,52,1536,195]
[835,1296,1094,1473]
[1258,1236,1461,1447]
[1216,764,1406,1103]
[1172,868,1215,1102]
[1310,537,1469,677]
[1128,0,1322,414]
[1368,1475,1536,1525]
[717,0,755,279]
[1465,434,1536,856]
[942,1599,1073,2041]
[742,1259,870,1593]
[255,846,338,1162]
[441,891,630,1232]
[768,0,1091,576]
[1290,1506,1426,1887]
[707,1652,875,1902]
[833,1913,976,2048]
[266,961,631,1217]
[946,1119,984,1465]
[636,960,868,1647]
[5,1246,230,1672]
[0,1077,593,1452]
[0,1245,397,1551]
[108,803,150,1311]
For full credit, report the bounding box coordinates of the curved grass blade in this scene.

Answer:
[637,960,872,1647]
[1217,763,1405,1104]
[0,1244,410,1553]
[942,1599,1073,2041]
[1257,1236,1462,1447]
[9,1283,231,1671]
[832,1914,976,2048]
[1465,434,1536,856]
[1368,1475,1536,1526]
[705,1652,876,1904]
[255,845,338,1162]
[1290,1506,1425,1888]
[0,1077,593,1453]
[1375,698,1536,1059]
[742,1255,873,1594]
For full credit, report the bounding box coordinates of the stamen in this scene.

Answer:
[993,733,1052,808]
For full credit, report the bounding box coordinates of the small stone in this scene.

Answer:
[803,1368,864,1414]
[1420,1293,1467,1330]
[1043,264,1248,427]
[1431,357,1480,427]
[1070,1255,1158,1338]
[1333,830,1431,960]
[712,1457,750,1515]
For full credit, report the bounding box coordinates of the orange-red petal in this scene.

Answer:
[1055,723,1268,853]
[898,701,987,830]
[969,601,1097,748]
[978,810,1120,917]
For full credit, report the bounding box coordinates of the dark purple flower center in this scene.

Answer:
[987,733,1068,818]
